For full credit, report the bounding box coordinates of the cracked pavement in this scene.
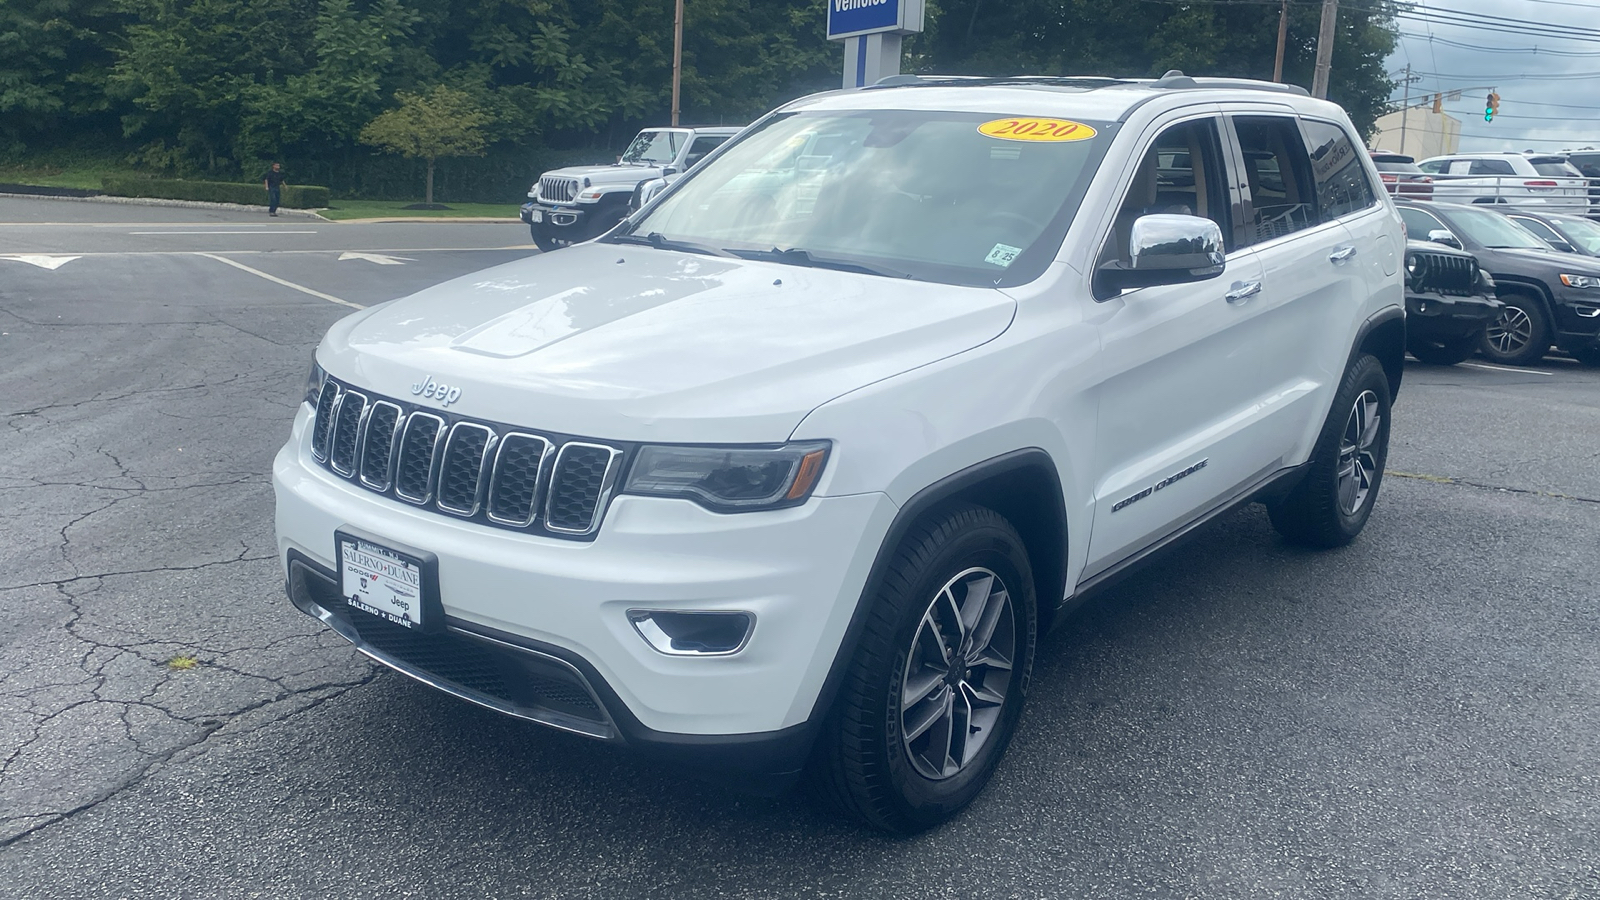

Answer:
[0,199,527,850]
[1,197,1598,898]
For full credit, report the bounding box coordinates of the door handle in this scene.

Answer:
[1225,280,1262,303]
[1329,245,1358,262]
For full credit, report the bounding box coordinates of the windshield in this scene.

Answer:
[618,109,1111,286]
[621,131,684,166]
[1530,159,1583,178]
[1553,216,1600,255]
[1449,206,1549,249]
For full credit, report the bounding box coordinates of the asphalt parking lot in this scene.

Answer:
[1,196,1597,899]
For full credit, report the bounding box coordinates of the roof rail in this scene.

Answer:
[870,72,1311,97]
[869,74,1129,90]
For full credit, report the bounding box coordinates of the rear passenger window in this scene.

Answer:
[1300,119,1378,220]
[1469,159,1515,176]
[1232,116,1318,245]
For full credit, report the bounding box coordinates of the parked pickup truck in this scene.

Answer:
[521,126,740,251]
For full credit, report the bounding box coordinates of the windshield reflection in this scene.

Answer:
[617,109,1108,286]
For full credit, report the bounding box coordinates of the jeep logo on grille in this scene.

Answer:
[411,377,461,406]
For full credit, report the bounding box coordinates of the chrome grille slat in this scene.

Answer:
[311,377,624,540]
[539,176,579,204]
[437,422,495,517]
[394,413,445,504]
[359,402,403,491]
[545,443,622,535]
[488,434,554,527]
[310,380,340,461]
[329,391,368,476]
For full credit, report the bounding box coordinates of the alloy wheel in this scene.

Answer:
[899,567,1016,781]
[1486,306,1533,355]
[1337,390,1382,516]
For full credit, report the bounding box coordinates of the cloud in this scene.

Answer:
[1388,0,1600,153]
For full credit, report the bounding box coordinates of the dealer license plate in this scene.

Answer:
[529,210,543,223]
[339,537,424,629]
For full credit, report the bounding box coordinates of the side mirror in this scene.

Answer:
[660,165,679,177]
[1426,229,1462,250]
[1097,214,1227,292]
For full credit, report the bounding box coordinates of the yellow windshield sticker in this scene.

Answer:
[978,118,1097,142]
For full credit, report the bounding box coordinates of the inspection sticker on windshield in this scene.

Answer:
[985,243,1023,267]
[978,118,1097,142]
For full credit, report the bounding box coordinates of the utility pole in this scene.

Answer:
[671,0,684,126]
[1311,0,1338,99]
[1399,63,1411,154]
[1272,0,1290,83]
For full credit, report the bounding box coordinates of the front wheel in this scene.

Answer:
[1480,292,1552,366]
[530,224,567,253]
[809,504,1037,834]
[1407,333,1479,365]
[1268,354,1392,548]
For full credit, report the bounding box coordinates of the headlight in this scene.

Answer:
[1559,273,1600,289]
[621,442,830,512]
[305,355,327,407]
[1404,253,1420,276]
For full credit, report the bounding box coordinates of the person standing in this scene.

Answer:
[262,162,287,216]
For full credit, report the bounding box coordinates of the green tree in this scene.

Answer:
[359,84,487,204]
[0,0,126,150]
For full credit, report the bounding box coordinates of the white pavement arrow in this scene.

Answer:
[337,251,413,266]
[1,255,81,270]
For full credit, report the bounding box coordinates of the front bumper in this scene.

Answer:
[1554,291,1600,350]
[273,406,896,760]
[520,202,587,228]
[1405,290,1503,341]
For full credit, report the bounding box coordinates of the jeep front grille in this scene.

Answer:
[310,376,625,540]
[539,176,580,204]
[1408,251,1479,296]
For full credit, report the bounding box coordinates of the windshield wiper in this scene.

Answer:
[607,232,737,258]
[730,247,913,279]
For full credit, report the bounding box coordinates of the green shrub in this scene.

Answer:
[100,176,330,208]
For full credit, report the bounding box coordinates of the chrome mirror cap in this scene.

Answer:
[1129,213,1227,277]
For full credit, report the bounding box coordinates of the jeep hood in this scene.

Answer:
[1482,246,1600,275]
[539,163,663,186]
[323,242,1015,443]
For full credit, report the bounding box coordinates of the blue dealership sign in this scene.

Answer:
[826,0,924,40]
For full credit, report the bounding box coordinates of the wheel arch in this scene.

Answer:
[1491,276,1555,315]
[804,449,1068,725]
[1352,305,1406,402]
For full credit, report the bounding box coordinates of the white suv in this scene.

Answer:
[275,73,1405,833]
[1416,151,1589,214]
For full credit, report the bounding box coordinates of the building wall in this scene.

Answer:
[1369,109,1461,160]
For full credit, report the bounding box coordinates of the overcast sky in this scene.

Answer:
[1385,0,1600,154]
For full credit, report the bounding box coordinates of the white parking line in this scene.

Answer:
[128,230,318,235]
[1459,362,1553,376]
[197,253,364,310]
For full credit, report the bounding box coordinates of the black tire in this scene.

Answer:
[1268,354,1392,549]
[1407,333,1478,365]
[530,225,565,253]
[1480,291,1552,366]
[808,504,1038,834]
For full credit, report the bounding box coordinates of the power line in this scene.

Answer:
[1408,70,1600,81]
[1398,33,1600,57]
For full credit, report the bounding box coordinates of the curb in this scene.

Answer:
[322,216,521,224]
[0,192,324,219]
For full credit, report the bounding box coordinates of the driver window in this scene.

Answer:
[1106,117,1231,264]
[1231,116,1317,245]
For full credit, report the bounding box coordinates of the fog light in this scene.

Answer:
[628,610,754,656]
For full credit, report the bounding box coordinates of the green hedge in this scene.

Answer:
[101,176,331,208]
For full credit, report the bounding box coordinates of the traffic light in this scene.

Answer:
[1485,91,1501,123]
